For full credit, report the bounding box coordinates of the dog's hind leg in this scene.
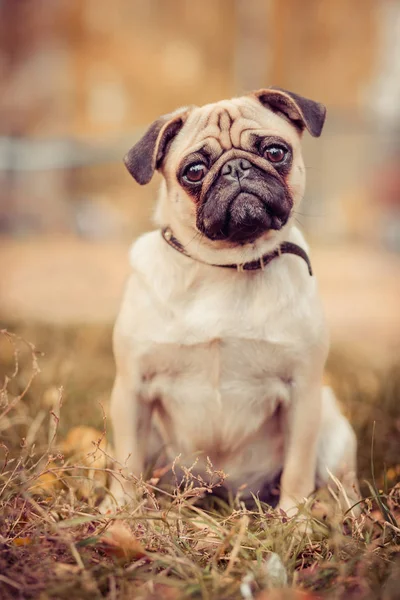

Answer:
[316,386,360,515]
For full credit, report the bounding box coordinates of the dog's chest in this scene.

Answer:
[136,268,317,456]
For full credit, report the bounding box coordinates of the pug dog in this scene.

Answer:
[103,88,359,516]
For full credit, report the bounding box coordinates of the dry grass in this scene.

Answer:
[0,323,399,600]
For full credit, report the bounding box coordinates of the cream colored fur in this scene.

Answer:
[102,95,358,515]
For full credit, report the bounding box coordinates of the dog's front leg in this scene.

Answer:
[101,374,152,512]
[278,376,323,516]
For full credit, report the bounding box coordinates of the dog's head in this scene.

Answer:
[124,88,326,246]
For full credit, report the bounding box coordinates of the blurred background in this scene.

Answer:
[0,0,399,482]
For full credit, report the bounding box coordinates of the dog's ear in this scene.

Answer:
[124,107,191,185]
[253,87,326,137]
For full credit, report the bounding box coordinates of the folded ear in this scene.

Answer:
[124,107,191,185]
[253,87,326,137]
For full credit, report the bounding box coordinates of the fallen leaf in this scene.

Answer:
[12,537,32,547]
[256,590,320,599]
[147,583,182,599]
[61,426,107,468]
[29,464,61,495]
[61,426,108,498]
[98,520,147,561]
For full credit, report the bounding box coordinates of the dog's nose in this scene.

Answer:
[221,158,252,181]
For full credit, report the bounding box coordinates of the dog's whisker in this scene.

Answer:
[185,230,204,249]
[292,210,325,219]
[294,217,304,228]
[302,165,321,172]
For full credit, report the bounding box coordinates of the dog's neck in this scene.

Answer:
[154,181,302,267]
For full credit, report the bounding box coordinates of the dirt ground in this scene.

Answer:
[1,235,399,365]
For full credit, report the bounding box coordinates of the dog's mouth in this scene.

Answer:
[206,192,286,244]
[197,161,293,244]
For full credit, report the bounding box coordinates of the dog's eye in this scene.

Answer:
[183,162,208,184]
[264,145,287,164]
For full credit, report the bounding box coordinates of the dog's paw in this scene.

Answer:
[277,498,321,536]
[277,498,300,518]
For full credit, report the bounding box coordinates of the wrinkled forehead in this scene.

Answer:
[170,96,301,161]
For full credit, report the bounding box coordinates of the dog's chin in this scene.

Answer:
[201,192,288,245]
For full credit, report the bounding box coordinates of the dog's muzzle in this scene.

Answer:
[198,156,293,244]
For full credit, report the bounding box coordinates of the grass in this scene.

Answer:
[0,323,399,599]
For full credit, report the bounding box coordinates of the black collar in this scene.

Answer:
[161,227,313,275]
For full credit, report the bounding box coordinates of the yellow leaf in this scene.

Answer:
[13,537,32,547]
[61,426,107,468]
[29,464,61,495]
[61,426,108,498]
